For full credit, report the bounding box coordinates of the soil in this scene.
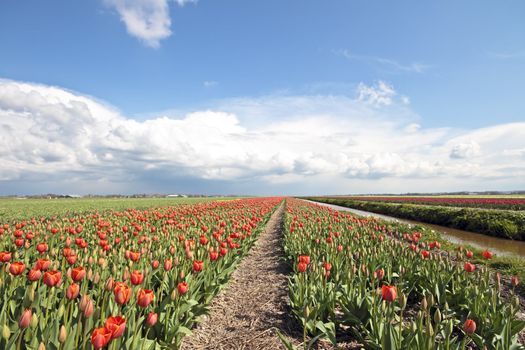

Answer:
[180,203,303,350]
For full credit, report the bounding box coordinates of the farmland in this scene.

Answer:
[336,196,525,211]
[307,197,525,241]
[0,197,524,349]
[283,199,525,349]
[0,197,281,349]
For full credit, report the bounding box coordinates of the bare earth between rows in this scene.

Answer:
[181,203,298,350]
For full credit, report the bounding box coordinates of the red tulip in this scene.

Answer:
[104,316,126,339]
[463,319,476,335]
[43,270,62,287]
[137,289,154,308]
[192,260,204,273]
[177,281,189,295]
[220,247,228,256]
[27,269,42,282]
[35,258,51,271]
[511,276,519,287]
[464,262,476,273]
[0,251,12,263]
[421,250,430,259]
[381,285,397,302]
[466,250,473,258]
[66,283,80,300]
[146,312,158,327]
[9,262,26,276]
[71,266,86,282]
[297,262,308,273]
[163,259,172,271]
[299,255,310,264]
[128,251,140,262]
[91,327,112,349]
[482,250,493,259]
[83,299,94,318]
[19,309,32,329]
[375,268,385,280]
[151,260,159,269]
[130,270,144,285]
[209,250,219,261]
[114,282,132,305]
[36,243,48,254]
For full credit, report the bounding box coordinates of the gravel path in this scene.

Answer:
[180,202,298,350]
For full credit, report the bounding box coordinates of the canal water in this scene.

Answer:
[303,200,525,258]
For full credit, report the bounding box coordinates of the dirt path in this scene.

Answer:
[181,202,298,350]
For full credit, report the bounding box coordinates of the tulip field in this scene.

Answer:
[0,197,282,350]
[283,199,524,349]
[335,196,525,211]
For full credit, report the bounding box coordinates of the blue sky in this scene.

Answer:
[0,0,524,195]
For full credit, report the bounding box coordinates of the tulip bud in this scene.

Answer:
[426,318,434,335]
[27,285,35,303]
[57,304,65,318]
[2,324,10,340]
[399,292,407,309]
[146,312,158,327]
[59,325,67,343]
[171,289,177,301]
[421,297,428,310]
[30,314,38,329]
[512,296,520,309]
[411,321,417,333]
[433,308,442,324]
[83,299,94,318]
[427,294,435,308]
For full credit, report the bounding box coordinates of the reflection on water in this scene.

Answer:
[304,200,525,258]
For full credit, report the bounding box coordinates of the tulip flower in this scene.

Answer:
[482,250,493,259]
[34,258,51,271]
[130,270,144,285]
[71,266,86,282]
[146,312,158,327]
[192,260,204,273]
[163,259,172,271]
[381,285,397,302]
[66,283,80,300]
[9,262,26,276]
[177,281,189,295]
[43,270,62,287]
[511,276,519,287]
[464,262,476,273]
[0,251,12,263]
[137,289,154,308]
[91,327,112,349]
[27,269,42,282]
[463,319,476,335]
[19,309,32,329]
[114,282,132,305]
[297,262,308,273]
[104,316,126,339]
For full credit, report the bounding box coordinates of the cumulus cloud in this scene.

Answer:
[104,0,196,47]
[357,81,396,107]
[450,141,481,159]
[0,78,524,194]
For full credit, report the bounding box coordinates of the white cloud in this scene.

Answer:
[450,141,481,159]
[357,81,396,106]
[337,50,430,74]
[174,0,197,6]
[0,78,524,194]
[203,81,218,88]
[104,0,197,47]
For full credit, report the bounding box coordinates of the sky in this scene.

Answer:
[0,0,524,195]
